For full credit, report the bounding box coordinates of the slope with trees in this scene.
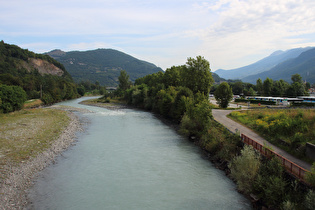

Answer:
[46,49,163,86]
[0,41,78,111]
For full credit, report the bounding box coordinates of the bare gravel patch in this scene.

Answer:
[0,107,86,209]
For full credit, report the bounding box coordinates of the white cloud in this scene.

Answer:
[2,0,315,71]
[189,0,315,69]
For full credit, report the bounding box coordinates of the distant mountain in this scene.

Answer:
[215,47,314,80]
[242,48,315,84]
[46,49,163,86]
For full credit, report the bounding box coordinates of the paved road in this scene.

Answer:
[212,109,312,171]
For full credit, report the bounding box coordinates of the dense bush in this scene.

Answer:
[253,157,287,208]
[229,145,261,194]
[0,84,27,113]
[305,163,315,186]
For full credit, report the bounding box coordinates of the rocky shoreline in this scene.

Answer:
[0,107,84,210]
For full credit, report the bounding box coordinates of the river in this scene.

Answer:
[28,97,251,209]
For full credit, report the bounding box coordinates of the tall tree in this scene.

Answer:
[263,78,273,96]
[182,56,214,95]
[291,74,303,83]
[272,79,289,96]
[118,70,131,91]
[214,82,233,108]
[256,78,263,96]
[163,66,182,88]
[287,74,306,97]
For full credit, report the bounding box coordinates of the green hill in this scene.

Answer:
[46,49,163,86]
[0,41,78,104]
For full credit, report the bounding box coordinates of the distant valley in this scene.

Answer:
[215,47,315,84]
[46,49,163,86]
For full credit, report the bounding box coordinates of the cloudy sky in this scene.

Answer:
[1,0,315,71]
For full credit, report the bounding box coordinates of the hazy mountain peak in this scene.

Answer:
[215,47,314,81]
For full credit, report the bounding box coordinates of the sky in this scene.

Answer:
[1,0,315,71]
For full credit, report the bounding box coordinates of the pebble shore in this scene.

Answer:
[0,107,84,210]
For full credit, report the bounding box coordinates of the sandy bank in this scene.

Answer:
[0,107,85,209]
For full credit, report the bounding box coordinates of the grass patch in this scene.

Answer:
[23,99,43,109]
[0,108,69,179]
[228,109,315,162]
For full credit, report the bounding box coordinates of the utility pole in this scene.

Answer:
[40,84,42,99]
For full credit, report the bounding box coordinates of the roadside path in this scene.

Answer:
[212,109,312,171]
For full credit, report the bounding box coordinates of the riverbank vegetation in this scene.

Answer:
[0,108,70,180]
[99,56,315,209]
[229,109,315,162]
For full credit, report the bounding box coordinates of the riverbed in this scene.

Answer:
[28,97,251,209]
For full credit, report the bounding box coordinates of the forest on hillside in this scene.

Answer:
[47,49,163,86]
[0,41,78,112]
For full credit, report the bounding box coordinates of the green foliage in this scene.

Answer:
[118,56,214,139]
[253,158,287,208]
[180,99,213,138]
[229,109,315,158]
[182,56,214,95]
[305,163,315,186]
[0,84,27,113]
[214,82,233,108]
[256,78,263,95]
[172,87,193,121]
[118,70,132,91]
[0,41,78,104]
[229,145,261,194]
[263,77,273,96]
[304,190,315,210]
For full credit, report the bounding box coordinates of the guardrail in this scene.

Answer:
[241,134,309,182]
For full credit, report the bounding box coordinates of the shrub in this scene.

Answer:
[305,163,315,187]
[229,145,261,194]
[0,84,27,113]
[180,99,213,138]
[253,157,287,208]
[304,190,315,210]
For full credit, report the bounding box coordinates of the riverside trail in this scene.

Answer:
[212,109,312,171]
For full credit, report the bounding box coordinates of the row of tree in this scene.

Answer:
[110,56,214,139]
[255,74,309,97]
[214,73,310,98]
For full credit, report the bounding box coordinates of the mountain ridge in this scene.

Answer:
[242,48,315,84]
[46,48,163,86]
[215,47,314,81]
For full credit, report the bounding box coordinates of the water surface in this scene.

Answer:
[29,97,251,209]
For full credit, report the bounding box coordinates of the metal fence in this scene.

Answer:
[241,134,309,182]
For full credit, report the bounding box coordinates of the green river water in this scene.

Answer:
[28,97,251,209]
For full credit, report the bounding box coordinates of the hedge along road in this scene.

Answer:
[212,109,312,171]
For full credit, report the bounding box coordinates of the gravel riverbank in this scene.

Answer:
[0,106,85,209]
